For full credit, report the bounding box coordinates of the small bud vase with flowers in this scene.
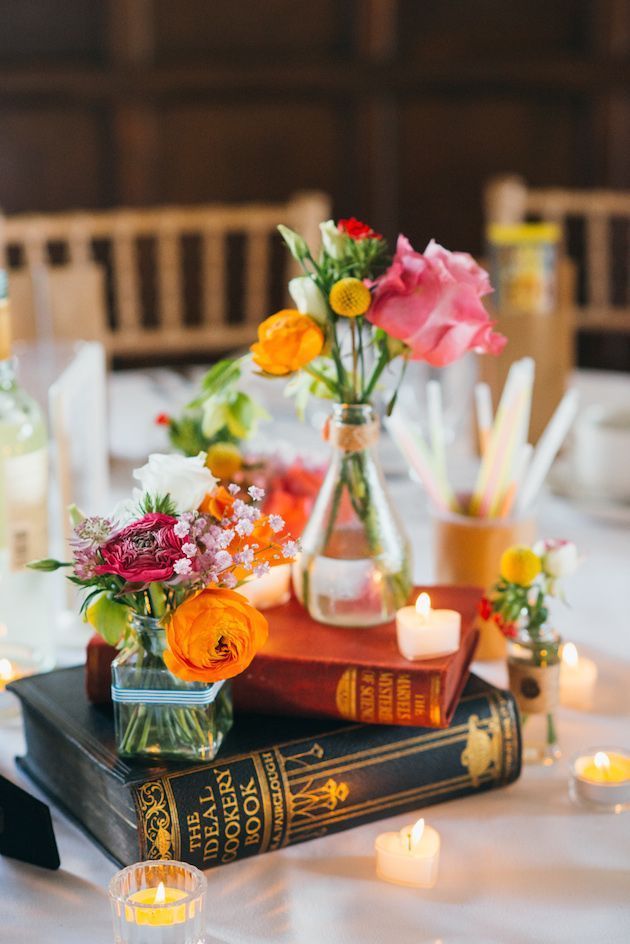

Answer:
[30,453,295,762]
[481,539,579,766]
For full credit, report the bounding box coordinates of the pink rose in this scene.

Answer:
[367,236,506,366]
[95,513,185,584]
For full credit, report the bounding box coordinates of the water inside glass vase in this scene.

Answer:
[293,403,412,627]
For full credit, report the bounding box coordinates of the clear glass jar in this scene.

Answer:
[507,624,561,766]
[112,614,233,762]
[293,403,412,627]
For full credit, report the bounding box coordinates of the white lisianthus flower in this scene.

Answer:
[319,219,348,260]
[133,453,217,513]
[534,539,579,579]
[288,276,329,325]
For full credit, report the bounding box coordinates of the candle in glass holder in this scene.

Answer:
[109,860,206,943]
[396,593,461,661]
[375,818,440,887]
[238,563,291,610]
[569,749,630,813]
[559,643,597,710]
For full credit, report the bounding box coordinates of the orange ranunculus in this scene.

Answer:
[198,484,235,520]
[251,309,324,376]
[164,587,268,683]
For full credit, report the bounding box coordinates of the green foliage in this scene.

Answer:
[139,493,178,516]
[85,592,132,646]
[284,359,336,419]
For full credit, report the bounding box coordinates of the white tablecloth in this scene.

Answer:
[1,368,630,944]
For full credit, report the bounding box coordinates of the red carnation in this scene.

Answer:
[95,513,185,583]
[155,413,171,426]
[338,217,383,241]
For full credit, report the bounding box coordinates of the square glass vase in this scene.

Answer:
[111,615,233,763]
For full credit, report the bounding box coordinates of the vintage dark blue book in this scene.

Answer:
[10,666,521,870]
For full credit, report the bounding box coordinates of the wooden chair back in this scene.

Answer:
[485,175,630,333]
[0,191,330,359]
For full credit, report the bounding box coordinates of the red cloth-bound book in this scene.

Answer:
[86,585,480,729]
[232,585,480,729]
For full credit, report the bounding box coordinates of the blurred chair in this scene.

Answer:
[0,191,330,360]
[485,175,630,334]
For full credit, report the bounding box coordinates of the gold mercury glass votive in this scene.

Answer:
[109,860,207,944]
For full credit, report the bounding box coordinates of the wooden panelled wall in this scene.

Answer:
[1,0,630,367]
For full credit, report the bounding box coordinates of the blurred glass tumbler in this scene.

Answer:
[109,860,206,944]
[431,504,536,660]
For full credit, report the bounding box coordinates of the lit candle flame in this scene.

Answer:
[594,752,611,780]
[410,818,425,850]
[153,882,166,905]
[415,593,431,622]
[0,658,13,682]
[562,643,578,667]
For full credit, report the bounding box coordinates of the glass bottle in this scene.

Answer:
[507,623,561,766]
[293,403,412,627]
[0,270,53,682]
[111,614,233,762]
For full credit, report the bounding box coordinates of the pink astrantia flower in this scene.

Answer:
[95,513,184,583]
[367,236,506,367]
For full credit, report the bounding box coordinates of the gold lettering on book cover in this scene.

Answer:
[136,780,174,860]
[335,668,358,719]
[281,741,349,842]
[460,714,501,787]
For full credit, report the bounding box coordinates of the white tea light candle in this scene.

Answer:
[375,818,440,888]
[109,860,206,943]
[569,749,630,813]
[238,563,291,610]
[559,643,597,710]
[396,592,461,660]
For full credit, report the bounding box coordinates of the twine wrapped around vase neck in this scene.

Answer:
[329,416,380,452]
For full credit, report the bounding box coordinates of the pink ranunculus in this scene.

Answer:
[95,513,185,583]
[367,236,506,367]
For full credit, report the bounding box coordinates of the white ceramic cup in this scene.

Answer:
[572,405,630,500]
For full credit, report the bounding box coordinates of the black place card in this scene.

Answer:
[0,773,60,870]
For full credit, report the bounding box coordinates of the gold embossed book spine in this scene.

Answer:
[11,668,521,870]
[135,682,521,870]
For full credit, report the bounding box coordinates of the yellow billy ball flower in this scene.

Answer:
[205,442,243,480]
[500,545,541,587]
[329,278,371,318]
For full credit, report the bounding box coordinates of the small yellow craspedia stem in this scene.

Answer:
[500,545,541,586]
[329,278,371,318]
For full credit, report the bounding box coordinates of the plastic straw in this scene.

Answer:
[516,389,579,513]
[470,359,532,516]
[385,413,452,512]
[474,382,493,456]
[426,381,458,510]
[498,443,533,518]
[487,359,535,517]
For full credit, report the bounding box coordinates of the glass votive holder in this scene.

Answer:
[569,748,630,813]
[109,860,207,944]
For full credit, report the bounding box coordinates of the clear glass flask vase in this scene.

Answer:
[111,614,233,762]
[293,403,412,627]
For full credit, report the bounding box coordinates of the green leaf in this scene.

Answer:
[201,398,230,438]
[199,358,242,398]
[27,558,70,572]
[85,592,132,645]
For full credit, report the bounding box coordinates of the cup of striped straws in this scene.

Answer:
[386,358,579,660]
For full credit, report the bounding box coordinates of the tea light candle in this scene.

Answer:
[569,749,630,813]
[396,592,461,660]
[560,643,598,710]
[375,818,440,888]
[109,860,206,943]
[238,563,291,610]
